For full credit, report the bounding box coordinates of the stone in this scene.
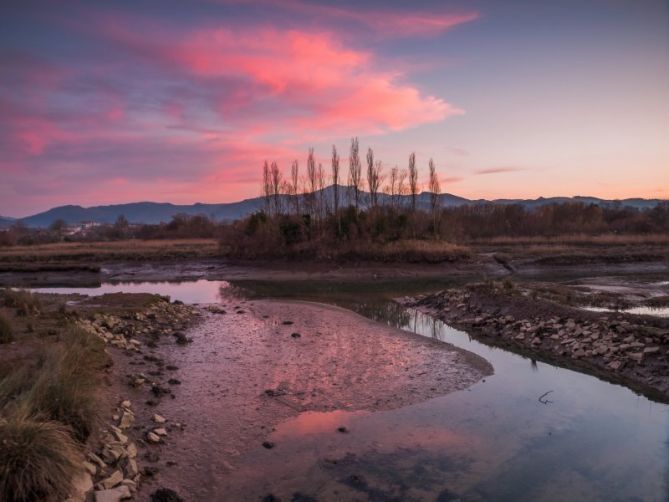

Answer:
[153,414,167,424]
[644,346,660,354]
[101,470,124,489]
[153,427,168,436]
[95,486,132,502]
[119,411,134,430]
[87,452,107,469]
[120,400,131,409]
[126,442,137,459]
[628,352,644,363]
[124,458,139,478]
[71,471,93,499]
[83,461,97,476]
[147,431,161,443]
[608,360,623,370]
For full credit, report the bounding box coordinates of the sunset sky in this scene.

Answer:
[1,0,668,216]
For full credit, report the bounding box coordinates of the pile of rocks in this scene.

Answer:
[66,400,140,502]
[77,300,198,351]
[415,288,669,392]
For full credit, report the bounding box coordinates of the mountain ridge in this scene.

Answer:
[2,187,665,228]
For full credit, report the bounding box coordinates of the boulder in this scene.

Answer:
[100,470,124,489]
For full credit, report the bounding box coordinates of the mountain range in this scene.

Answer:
[0,187,665,229]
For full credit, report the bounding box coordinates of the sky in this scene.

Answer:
[1,0,668,216]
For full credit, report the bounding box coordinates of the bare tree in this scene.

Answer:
[270,161,282,216]
[388,166,399,209]
[290,160,300,215]
[428,158,441,236]
[331,145,340,216]
[262,160,271,214]
[317,162,327,218]
[408,152,418,212]
[348,138,362,210]
[366,147,374,207]
[307,148,317,216]
[398,168,408,206]
[366,148,384,207]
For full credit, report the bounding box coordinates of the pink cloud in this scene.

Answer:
[474,167,526,175]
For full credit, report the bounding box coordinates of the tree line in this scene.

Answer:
[260,137,441,219]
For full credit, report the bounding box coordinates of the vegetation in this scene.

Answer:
[0,291,110,502]
[0,314,12,344]
[0,414,81,502]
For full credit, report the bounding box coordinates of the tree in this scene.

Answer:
[290,160,300,215]
[366,148,383,207]
[270,161,282,216]
[307,148,317,217]
[49,219,67,236]
[262,160,271,214]
[428,158,441,236]
[408,152,418,212]
[388,166,399,209]
[348,138,362,210]
[331,145,340,216]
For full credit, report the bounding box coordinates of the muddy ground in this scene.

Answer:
[100,297,491,501]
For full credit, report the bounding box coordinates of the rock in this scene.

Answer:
[95,485,132,502]
[70,471,93,499]
[262,441,275,449]
[644,346,660,354]
[110,426,128,444]
[126,442,137,459]
[100,470,124,489]
[101,443,125,464]
[153,427,168,436]
[291,332,301,338]
[337,426,349,433]
[151,487,184,502]
[147,432,161,443]
[124,458,139,478]
[628,352,644,363]
[120,400,131,409]
[82,461,97,476]
[87,452,107,469]
[118,411,134,430]
[153,414,166,424]
[608,360,623,370]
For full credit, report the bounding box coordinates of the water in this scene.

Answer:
[29,279,669,501]
[582,305,669,318]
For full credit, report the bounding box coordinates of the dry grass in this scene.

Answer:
[0,314,12,344]
[2,289,41,317]
[333,240,470,263]
[0,238,219,263]
[0,413,81,502]
[469,233,669,247]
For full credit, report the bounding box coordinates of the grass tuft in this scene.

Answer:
[0,413,81,502]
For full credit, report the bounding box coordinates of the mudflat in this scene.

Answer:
[108,298,491,500]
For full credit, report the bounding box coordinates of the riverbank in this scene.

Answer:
[0,289,199,502]
[405,280,669,402]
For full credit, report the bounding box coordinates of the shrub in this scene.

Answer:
[2,289,41,317]
[0,314,12,344]
[0,413,81,502]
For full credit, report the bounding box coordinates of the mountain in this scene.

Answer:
[0,216,15,229]
[8,188,666,228]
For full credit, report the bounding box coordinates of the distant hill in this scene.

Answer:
[8,187,666,228]
[0,216,15,229]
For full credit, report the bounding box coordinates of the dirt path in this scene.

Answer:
[112,298,491,500]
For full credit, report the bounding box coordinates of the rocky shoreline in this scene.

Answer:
[70,296,200,502]
[404,282,669,402]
